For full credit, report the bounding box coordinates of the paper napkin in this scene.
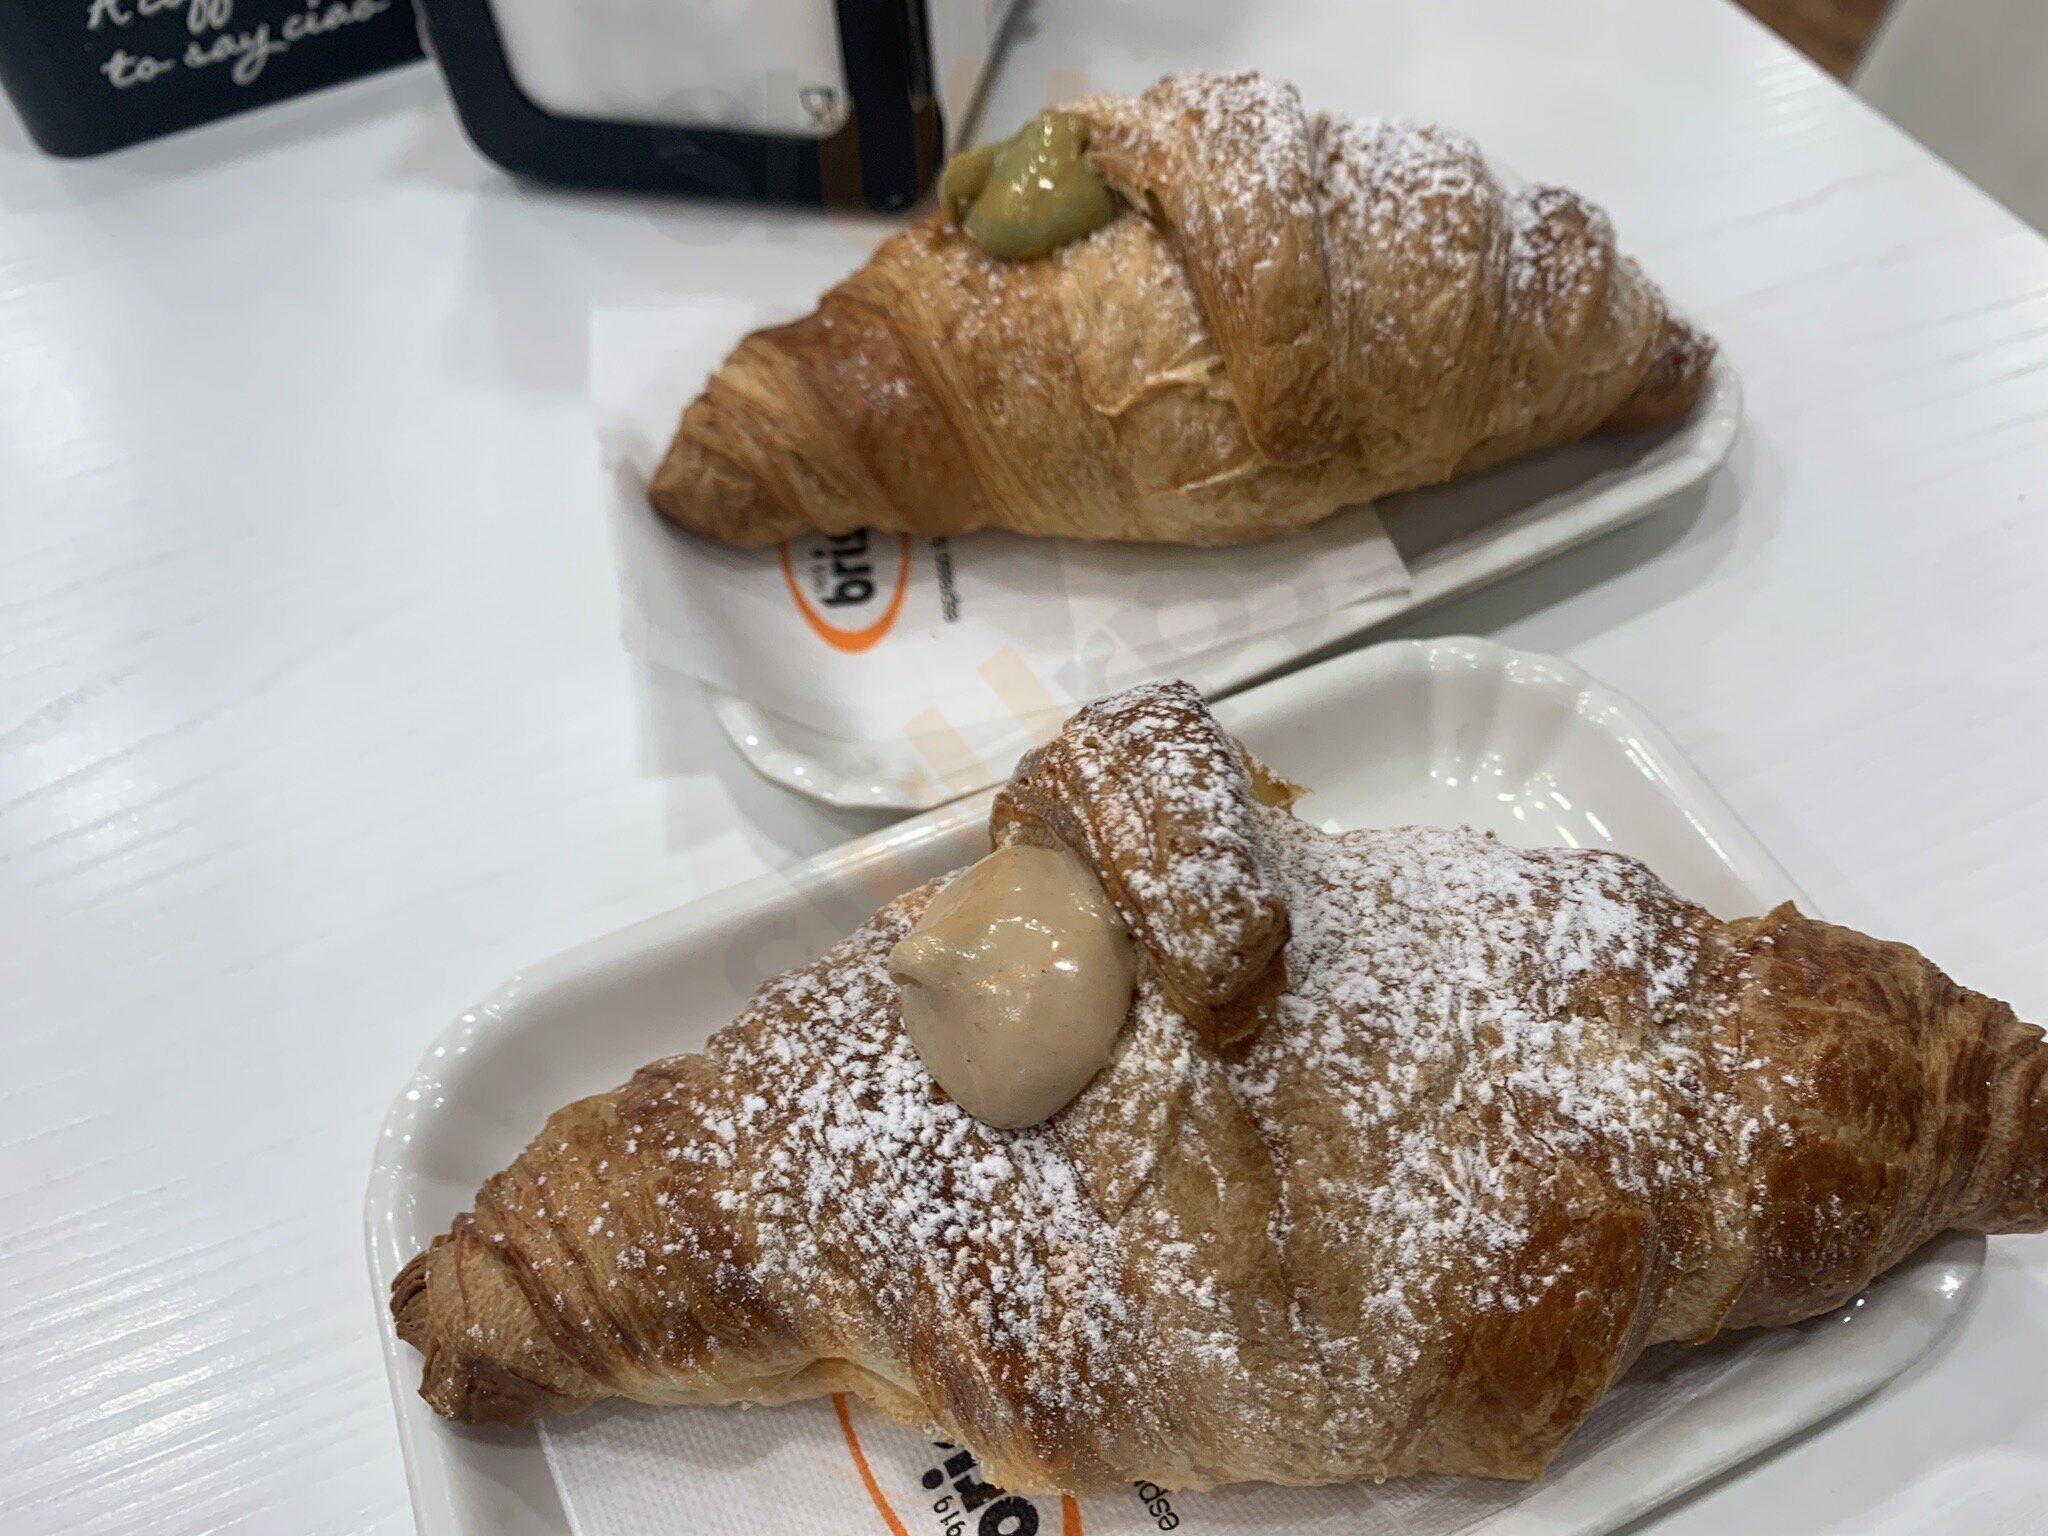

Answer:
[592,303,1412,784]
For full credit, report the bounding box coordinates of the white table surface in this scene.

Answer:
[3,0,2045,1531]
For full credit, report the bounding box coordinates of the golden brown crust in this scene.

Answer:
[991,681,1288,1049]
[394,688,2042,1491]
[1717,906,2048,1329]
[1079,74,1350,468]
[1599,316,1714,434]
[648,288,1000,543]
[649,72,1716,548]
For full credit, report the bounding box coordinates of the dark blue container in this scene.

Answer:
[0,0,422,156]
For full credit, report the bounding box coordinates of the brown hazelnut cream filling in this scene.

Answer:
[887,842,1136,1128]
[940,110,1119,260]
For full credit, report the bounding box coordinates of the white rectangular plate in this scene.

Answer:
[708,360,1741,810]
[368,634,1978,1536]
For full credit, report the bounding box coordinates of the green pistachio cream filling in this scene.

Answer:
[941,110,1120,259]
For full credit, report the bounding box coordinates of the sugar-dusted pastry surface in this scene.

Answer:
[651,73,1714,548]
[394,684,2048,1493]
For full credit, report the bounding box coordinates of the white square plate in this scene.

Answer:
[368,635,1979,1536]
[707,360,1741,811]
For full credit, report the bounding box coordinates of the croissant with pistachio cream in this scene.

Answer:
[394,681,2047,1493]
[649,71,1714,547]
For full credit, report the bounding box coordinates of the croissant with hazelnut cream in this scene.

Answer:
[650,72,1714,547]
[393,682,2045,1492]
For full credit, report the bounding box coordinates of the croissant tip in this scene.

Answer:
[421,1355,580,1429]
[1600,317,1716,434]
[649,415,809,549]
[391,1242,437,1351]
[1959,998,2048,1235]
[392,1245,592,1427]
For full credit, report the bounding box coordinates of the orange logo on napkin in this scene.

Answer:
[781,530,912,653]
[834,1394,1083,1535]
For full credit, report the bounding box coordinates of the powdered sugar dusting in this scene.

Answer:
[1224,814,1724,1455]
[1505,183,1613,318]
[1312,114,1493,317]
[1006,680,1282,985]
[651,896,1144,1440]
[616,769,1758,1477]
[1300,106,1643,457]
[1158,71,1316,226]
